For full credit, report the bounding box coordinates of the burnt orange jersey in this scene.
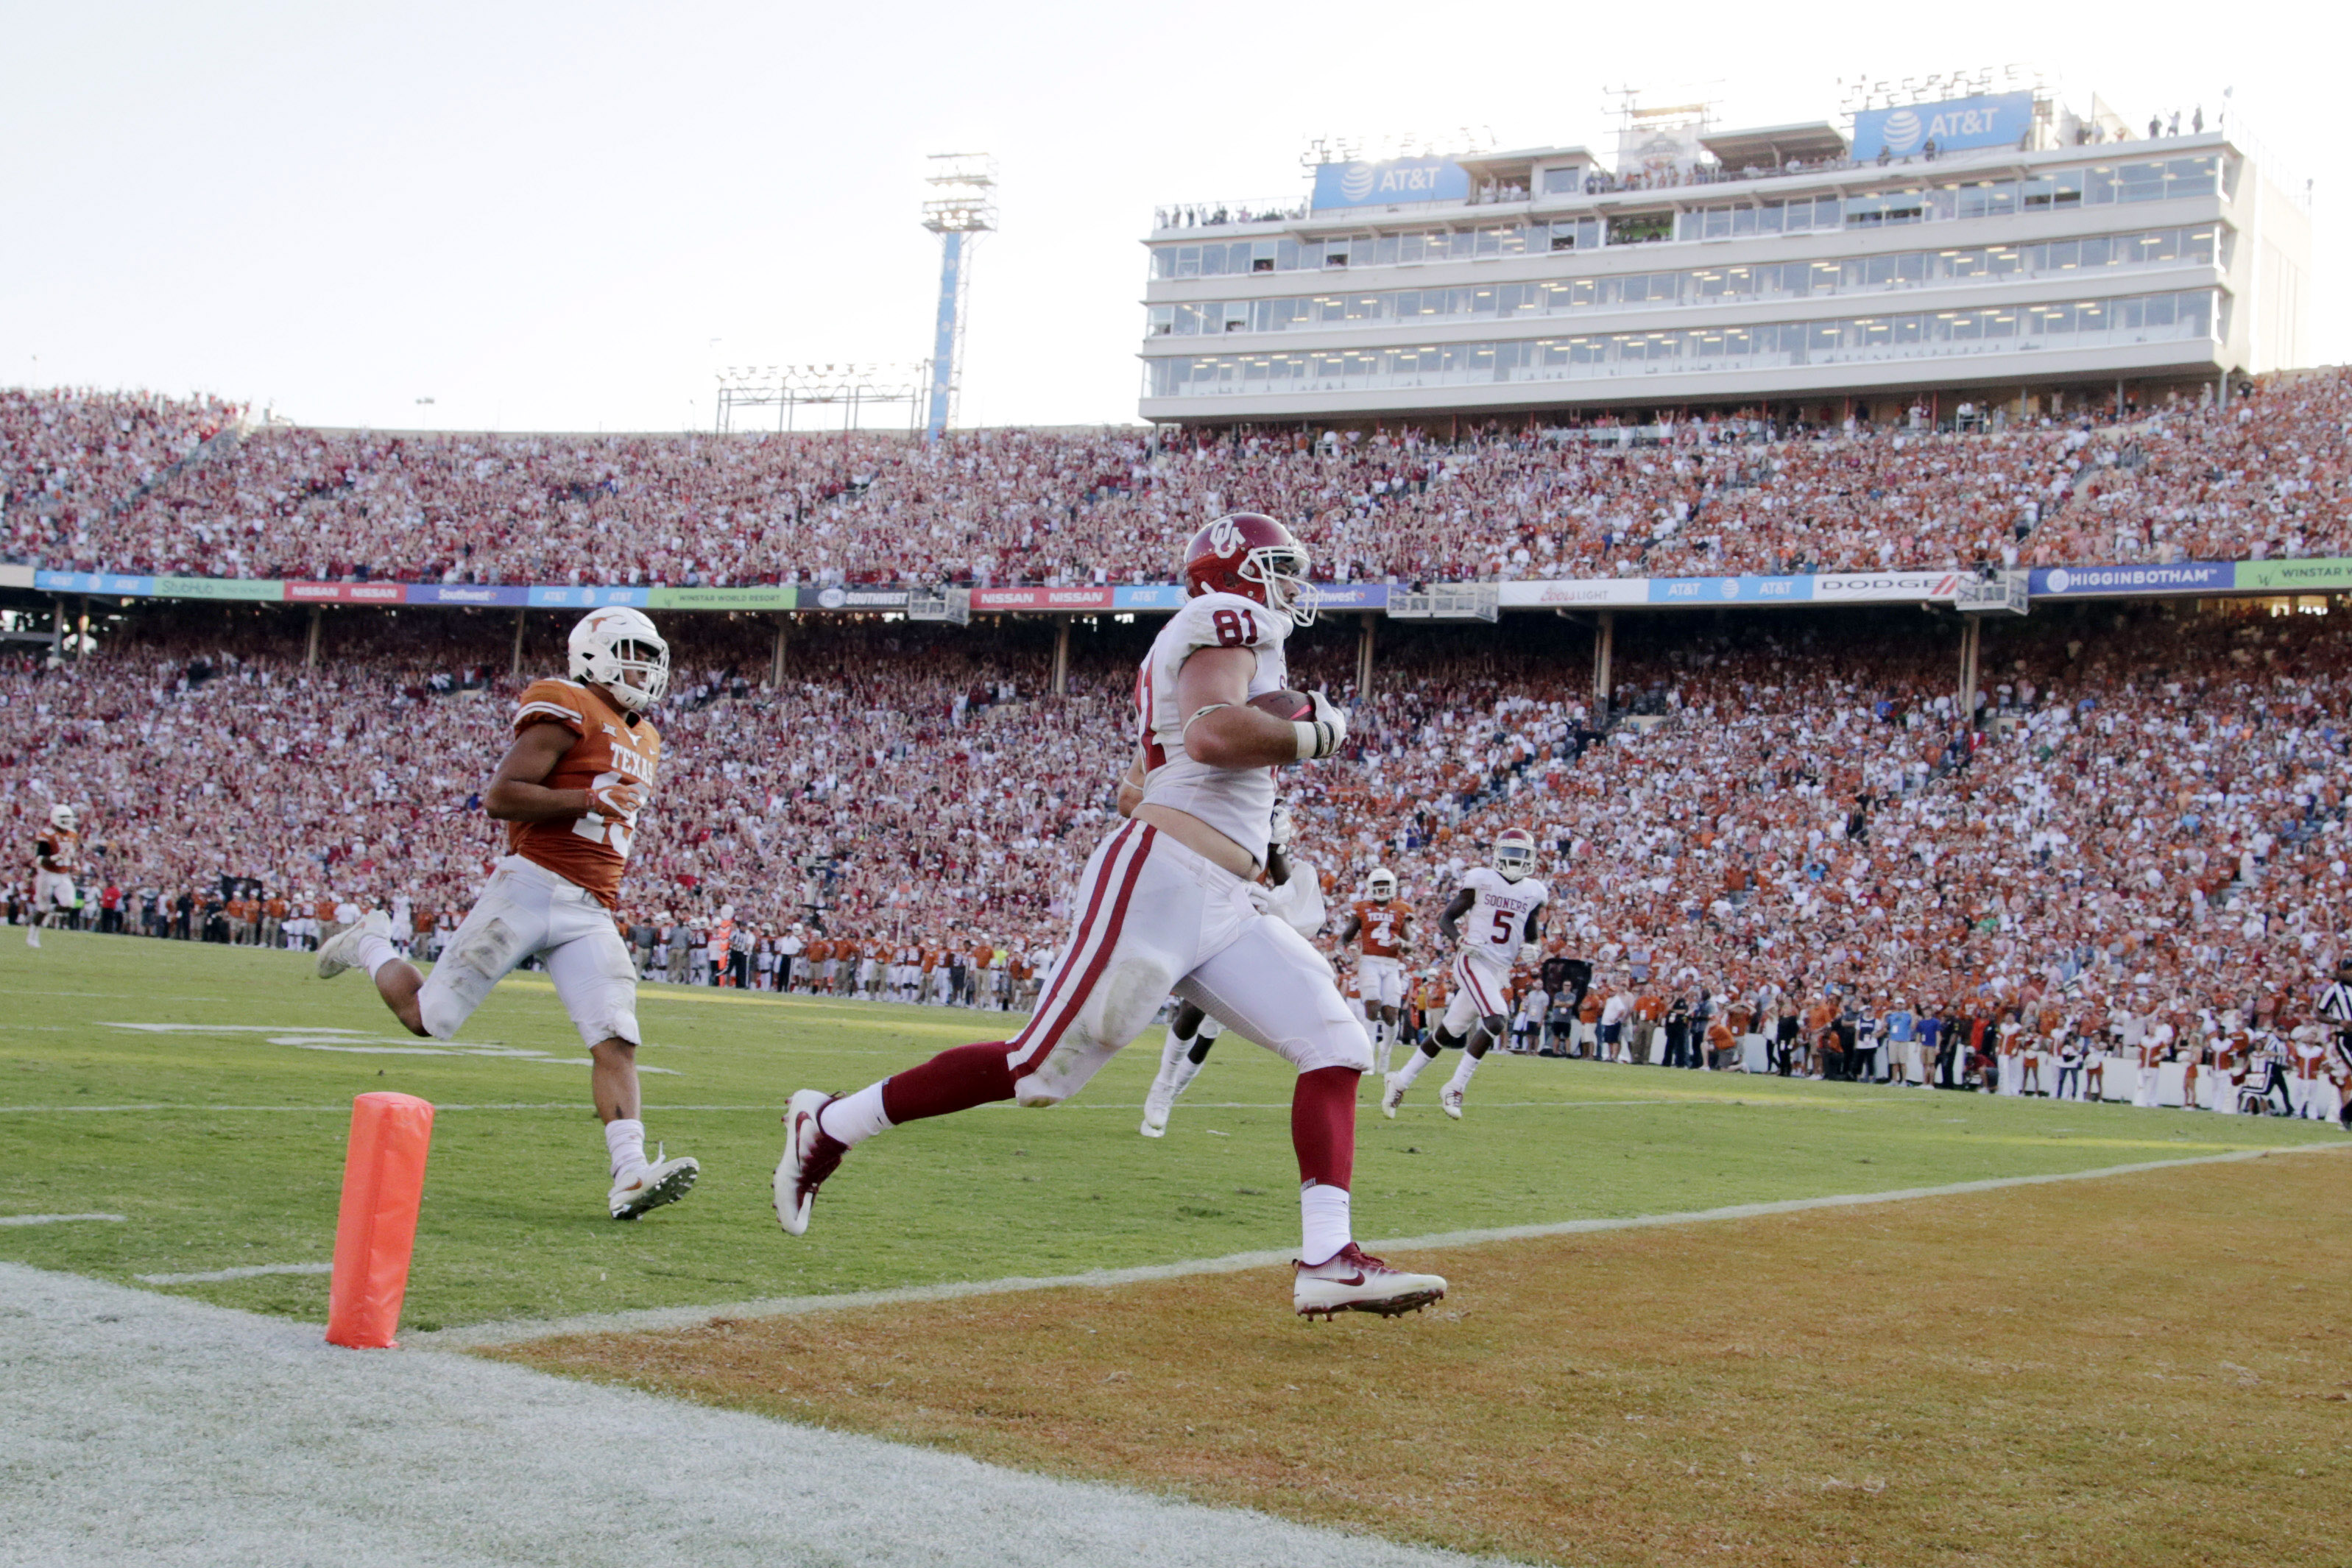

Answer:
[506,678,662,911]
[1350,899,1413,959]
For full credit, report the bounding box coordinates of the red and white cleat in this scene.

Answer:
[1293,1243,1447,1319]
[773,1089,847,1237]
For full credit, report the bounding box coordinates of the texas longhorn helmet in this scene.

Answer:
[1182,512,1318,627]
[568,607,670,714]
[1366,866,1398,902]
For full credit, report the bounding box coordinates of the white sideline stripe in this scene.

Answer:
[423,1142,2348,1349]
[0,1212,124,1227]
[135,1262,333,1285]
[1,1262,1484,1568]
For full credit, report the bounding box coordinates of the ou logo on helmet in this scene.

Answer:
[1207,517,1244,556]
[1338,162,1377,202]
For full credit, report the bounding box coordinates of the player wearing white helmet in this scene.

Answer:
[27,803,82,948]
[1338,866,1414,1076]
[1383,827,1548,1120]
[315,607,699,1221]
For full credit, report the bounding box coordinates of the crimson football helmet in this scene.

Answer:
[1182,512,1318,626]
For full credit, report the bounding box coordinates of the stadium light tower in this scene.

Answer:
[919,153,997,440]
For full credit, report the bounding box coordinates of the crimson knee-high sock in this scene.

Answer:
[880,1041,1017,1124]
[1290,1065,1358,1190]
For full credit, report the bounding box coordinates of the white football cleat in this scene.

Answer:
[24,928,39,948]
[609,1148,699,1221]
[1140,1079,1176,1138]
[1440,1086,1464,1120]
[1380,1073,1406,1119]
[315,910,390,980]
[1293,1243,1447,1319]
[774,1089,847,1237]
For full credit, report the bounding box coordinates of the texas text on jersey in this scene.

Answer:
[507,678,662,909]
[34,829,78,875]
[1350,898,1413,959]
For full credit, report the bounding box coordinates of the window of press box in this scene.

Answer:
[1606,211,1673,246]
[1541,166,1583,194]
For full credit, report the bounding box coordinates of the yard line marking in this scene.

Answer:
[135,1262,333,1285]
[422,1143,2349,1349]
[0,1212,125,1227]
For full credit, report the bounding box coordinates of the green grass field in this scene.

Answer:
[1,929,2337,1332]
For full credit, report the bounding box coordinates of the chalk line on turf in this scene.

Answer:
[0,1212,124,1226]
[0,1262,1491,1568]
[135,1262,333,1285]
[425,1143,2348,1349]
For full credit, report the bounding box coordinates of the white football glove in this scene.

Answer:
[1268,801,1294,850]
[1516,942,1541,967]
[586,780,645,820]
[1291,689,1349,760]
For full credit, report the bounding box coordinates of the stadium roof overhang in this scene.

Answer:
[1698,121,1849,173]
[1453,145,1595,187]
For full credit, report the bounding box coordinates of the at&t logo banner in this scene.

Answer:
[1851,92,2035,160]
[1310,156,1470,211]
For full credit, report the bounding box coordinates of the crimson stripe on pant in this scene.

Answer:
[1004,820,1140,1059]
[1011,824,1156,1078]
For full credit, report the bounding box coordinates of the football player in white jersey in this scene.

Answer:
[1140,797,1332,1136]
[27,804,82,948]
[1382,827,1548,1120]
[774,514,1445,1319]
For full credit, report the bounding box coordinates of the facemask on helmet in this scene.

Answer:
[1493,829,1536,883]
[1366,868,1396,901]
[568,608,669,713]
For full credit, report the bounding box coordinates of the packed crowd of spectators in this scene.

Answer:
[6,598,2350,1117]
[5,367,2348,589]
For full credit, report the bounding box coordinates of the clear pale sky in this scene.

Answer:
[2,1,2336,434]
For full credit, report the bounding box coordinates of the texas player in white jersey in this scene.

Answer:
[27,803,81,949]
[1383,827,1548,1120]
[774,513,1444,1319]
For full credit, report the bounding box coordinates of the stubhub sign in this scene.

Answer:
[1311,156,1470,211]
[1851,91,2035,160]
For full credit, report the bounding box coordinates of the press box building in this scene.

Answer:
[1137,90,2312,428]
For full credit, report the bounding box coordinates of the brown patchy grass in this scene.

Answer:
[493,1151,2352,1567]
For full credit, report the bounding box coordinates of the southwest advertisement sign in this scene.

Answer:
[645,585,797,610]
[2029,563,2233,597]
[970,586,1115,612]
[1648,574,1812,606]
[2233,559,2352,592]
[1852,91,2035,161]
[1310,156,1470,211]
[406,584,531,607]
[804,585,906,612]
[1313,582,1389,611]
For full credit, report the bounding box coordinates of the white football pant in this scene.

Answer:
[419,855,640,1048]
[1006,820,1369,1107]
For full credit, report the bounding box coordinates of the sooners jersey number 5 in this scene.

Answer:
[573,769,638,858]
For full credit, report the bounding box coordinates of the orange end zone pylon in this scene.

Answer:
[325,1091,436,1349]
